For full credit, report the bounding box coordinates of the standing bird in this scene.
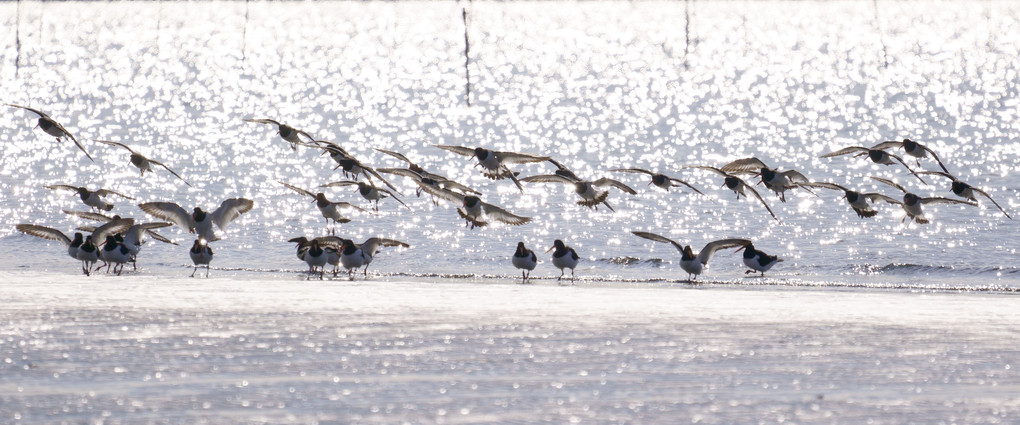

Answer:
[46,185,135,212]
[632,231,750,282]
[686,166,779,221]
[77,236,101,276]
[512,242,538,284]
[138,198,254,241]
[871,177,977,224]
[7,103,93,161]
[521,174,637,212]
[338,237,410,280]
[720,157,815,202]
[872,138,950,173]
[16,218,134,275]
[320,181,410,212]
[99,235,134,275]
[67,211,176,270]
[917,171,1012,219]
[433,145,551,192]
[608,167,704,194]
[820,143,927,184]
[279,181,366,233]
[289,236,343,277]
[243,118,314,151]
[96,140,191,186]
[547,239,579,284]
[738,243,783,276]
[798,182,902,218]
[301,239,330,280]
[189,239,213,278]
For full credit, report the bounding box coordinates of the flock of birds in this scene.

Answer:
[7,103,1013,283]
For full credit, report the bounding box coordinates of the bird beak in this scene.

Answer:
[735,245,746,253]
[545,245,555,253]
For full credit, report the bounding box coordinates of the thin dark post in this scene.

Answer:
[683,0,690,70]
[873,0,889,69]
[463,7,471,107]
[15,0,21,77]
[242,0,250,61]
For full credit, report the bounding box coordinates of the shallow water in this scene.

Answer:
[1,1,1019,290]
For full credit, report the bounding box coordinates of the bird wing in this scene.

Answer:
[379,188,412,210]
[376,167,424,180]
[359,238,411,257]
[7,103,49,118]
[495,151,552,164]
[887,153,928,184]
[685,165,729,177]
[797,181,847,192]
[279,181,316,198]
[631,231,684,252]
[331,201,367,212]
[696,239,752,264]
[665,177,705,195]
[243,118,282,126]
[519,174,577,185]
[743,183,780,221]
[592,178,637,194]
[148,158,192,186]
[433,144,476,157]
[144,228,178,245]
[439,180,481,195]
[870,141,904,151]
[95,189,135,200]
[971,188,1012,219]
[480,202,531,226]
[779,170,811,185]
[15,224,71,246]
[211,198,255,231]
[320,181,359,189]
[96,139,137,154]
[919,144,950,173]
[915,170,956,181]
[363,166,402,193]
[93,218,136,242]
[419,185,466,205]
[45,184,80,193]
[720,157,768,174]
[609,168,654,176]
[820,146,869,158]
[870,176,908,194]
[313,236,344,251]
[62,210,113,222]
[138,202,193,231]
[863,193,903,205]
[920,197,977,206]
[374,148,415,166]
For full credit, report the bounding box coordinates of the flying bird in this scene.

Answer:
[871,138,949,172]
[820,143,927,184]
[871,177,976,224]
[608,168,704,194]
[138,198,254,241]
[96,140,191,186]
[279,181,366,233]
[632,231,750,281]
[244,118,315,151]
[338,237,410,280]
[797,182,902,218]
[426,187,531,229]
[686,166,779,221]
[520,174,636,212]
[320,180,410,212]
[917,171,1011,219]
[433,145,551,192]
[45,185,135,212]
[720,157,815,202]
[7,103,93,161]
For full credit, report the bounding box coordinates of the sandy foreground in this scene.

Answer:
[0,271,1018,424]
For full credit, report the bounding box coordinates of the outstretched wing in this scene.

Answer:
[7,103,49,118]
[211,198,255,231]
[480,202,531,226]
[495,151,552,164]
[95,189,135,200]
[685,165,730,177]
[62,210,113,222]
[93,218,136,242]
[870,141,904,151]
[44,184,80,193]
[971,188,1012,219]
[374,148,415,166]
[138,202,193,231]
[863,193,903,205]
[631,231,683,252]
[359,238,411,257]
[798,181,848,192]
[243,118,282,126]
[696,238,752,264]
[820,146,869,158]
[592,178,637,194]
[609,168,654,176]
[419,186,466,205]
[379,188,412,211]
[779,170,811,185]
[916,170,956,181]
[96,139,137,154]
[720,157,768,174]
[886,153,928,184]
[148,158,192,187]
[870,176,908,194]
[279,181,316,198]
[919,197,977,207]
[520,174,577,185]
[433,144,476,157]
[919,144,950,173]
[743,183,780,221]
[15,224,71,246]
[320,180,359,189]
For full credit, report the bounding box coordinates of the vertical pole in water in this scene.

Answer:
[463,6,471,107]
[683,0,691,70]
[242,0,250,62]
[873,0,889,69]
[15,0,22,78]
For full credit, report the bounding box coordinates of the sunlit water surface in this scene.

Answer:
[1,1,1019,291]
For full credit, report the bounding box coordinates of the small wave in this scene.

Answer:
[841,263,1020,276]
[596,256,668,266]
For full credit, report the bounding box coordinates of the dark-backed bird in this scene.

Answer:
[7,103,93,161]
[547,239,579,284]
[189,239,213,278]
[608,168,704,194]
[686,166,779,221]
[425,187,531,229]
[820,143,927,184]
[139,198,254,241]
[433,145,551,192]
[338,237,410,280]
[279,181,366,233]
[917,171,1011,219]
[797,182,902,218]
[738,242,783,277]
[99,235,134,276]
[67,211,175,270]
[872,138,949,173]
[871,177,976,224]
[632,231,750,282]
[243,118,314,151]
[96,140,191,186]
[46,185,134,212]
[320,180,410,212]
[521,174,636,212]
[512,242,538,284]
[305,140,401,192]
[720,157,815,202]
[16,218,134,275]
